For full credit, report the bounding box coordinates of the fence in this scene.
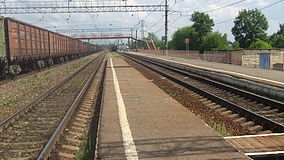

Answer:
[136,49,200,59]
[135,49,284,70]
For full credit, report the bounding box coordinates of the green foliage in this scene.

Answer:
[232,9,268,48]
[168,40,174,50]
[129,41,147,49]
[272,35,284,48]
[146,32,158,42]
[171,12,214,51]
[155,40,165,49]
[269,24,284,48]
[144,32,165,49]
[249,40,272,49]
[191,11,214,38]
[171,26,199,50]
[203,32,231,50]
[230,41,240,49]
[277,24,284,35]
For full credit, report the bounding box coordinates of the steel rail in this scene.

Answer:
[37,55,106,159]
[122,53,284,133]
[0,54,101,132]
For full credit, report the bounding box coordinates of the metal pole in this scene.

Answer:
[128,38,130,50]
[135,29,138,51]
[164,0,168,56]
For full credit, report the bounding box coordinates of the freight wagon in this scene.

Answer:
[0,17,102,77]
[0,17,7,75]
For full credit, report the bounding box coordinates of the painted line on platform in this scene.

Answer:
[110,58,138,160]
[245,151,284,156]
[225,133,284,139]
[130,52,284,87]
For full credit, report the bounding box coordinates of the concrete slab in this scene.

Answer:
[226,133,284,156]
[97,54,250,160]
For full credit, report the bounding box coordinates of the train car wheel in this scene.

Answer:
[9,65,22,75]
[47,58,54,66]
[64,56,69,61]
[37,60,45,69]
[59,57,65,63]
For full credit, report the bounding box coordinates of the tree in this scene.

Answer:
[191,12,214,50]
[276,24,284,35]
[146,32,158,42]
[269,24,284,48]
[203,32,231,50]
[232,9,268,48]
[191,11,214,38]
[230,41,240,50]
[273,35,284,48]
[171,26,199,50]
[146,32,165,49]
[248,40,272,49]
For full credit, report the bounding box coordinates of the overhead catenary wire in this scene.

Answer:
[80,0,98,29]
[16,0,76,30]
[203,0,248,13]
[215,0,284,25]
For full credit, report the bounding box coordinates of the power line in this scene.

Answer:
[215,0,284,25]
[260,0,284,10]
[204,0,247,13]
[80,0,97,29]
[16,0,75,29]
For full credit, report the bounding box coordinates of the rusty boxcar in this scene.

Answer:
[0,16,6,74]
[0,17,102,77]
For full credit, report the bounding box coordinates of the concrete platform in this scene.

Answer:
[128,52,284,89]
[225,133,284,157]
[96,54,250,159]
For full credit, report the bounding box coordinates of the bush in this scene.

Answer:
[248,40,272,49]
[273,35,284,48]
[203,32,231,50]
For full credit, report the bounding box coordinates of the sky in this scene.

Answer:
[0,0,283,43]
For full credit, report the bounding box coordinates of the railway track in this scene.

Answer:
[122,53,284,134]
[49,59,106,160]
[0,53,106,159]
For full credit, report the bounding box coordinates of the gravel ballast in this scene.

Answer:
[0,53,100,121]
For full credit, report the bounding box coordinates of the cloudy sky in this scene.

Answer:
[1,0,283,43]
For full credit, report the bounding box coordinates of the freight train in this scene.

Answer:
[0,17,102,77]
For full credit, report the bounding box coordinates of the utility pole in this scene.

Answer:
[135,29,138,51]
[130,28,133,49]
[164,0,168,56]
[141,20,145,39]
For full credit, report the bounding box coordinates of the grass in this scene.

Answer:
[209,123,231,137]
[71,63,80,69]
[76,146,89,160]
[0,102,6,108]
[20,79,29,84]
[45,76,51,81]
[168,93,174,97]
[0,97,16,108]
[44,71,50,76]
[31,83,38,89]
[75,136,90,160]
[32,74,39,80]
